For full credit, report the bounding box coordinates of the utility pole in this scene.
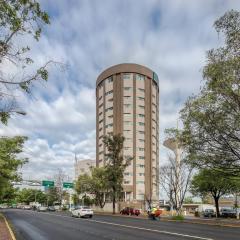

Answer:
[35,191,37,204]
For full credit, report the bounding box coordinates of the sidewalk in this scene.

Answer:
[0,213,15,240]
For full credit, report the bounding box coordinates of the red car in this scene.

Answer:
[120,207,140,216]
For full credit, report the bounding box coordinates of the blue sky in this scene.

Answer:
[1,0,240,184]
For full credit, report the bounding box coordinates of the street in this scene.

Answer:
[2,209,240,240]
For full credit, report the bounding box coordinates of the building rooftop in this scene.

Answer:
[96,63,159,86]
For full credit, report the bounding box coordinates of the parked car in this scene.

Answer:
[120,207,141,216]
[37,206,48,212]
[48,206,56,211]
[71,206,93,218]
[0,204,8,209]
[220,208,236,218]
[23,205,32,210]
[203,209,216,218]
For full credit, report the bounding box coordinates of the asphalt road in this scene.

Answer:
[2,209,240,240]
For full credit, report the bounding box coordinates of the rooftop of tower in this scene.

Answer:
[96,63,159,86]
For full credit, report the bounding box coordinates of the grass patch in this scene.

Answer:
[172,215,185,221]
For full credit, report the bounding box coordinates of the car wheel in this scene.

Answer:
[89,215,92,218]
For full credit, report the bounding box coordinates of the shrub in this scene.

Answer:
[172,215,185,221]
[61,205,68,211]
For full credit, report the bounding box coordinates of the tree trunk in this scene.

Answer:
[113,191,116,214]
[214,196,220,218]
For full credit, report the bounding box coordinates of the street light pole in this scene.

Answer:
[69,188,72,211]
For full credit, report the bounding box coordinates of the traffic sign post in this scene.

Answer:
[63,182,74,211]
[42,180,54,187]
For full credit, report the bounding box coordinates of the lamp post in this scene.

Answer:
[35,191,37,204]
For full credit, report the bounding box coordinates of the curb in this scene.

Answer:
[94,212,240,228]
[160,218,240,228]
[0,213,16,240]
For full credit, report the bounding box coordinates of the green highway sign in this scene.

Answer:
[63,182,74,188]
[42,180,54,187]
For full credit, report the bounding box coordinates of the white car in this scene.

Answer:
[37,206,48,212]
[23,205,32,210]
[71,206,93,218]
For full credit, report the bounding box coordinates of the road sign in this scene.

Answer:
[63,182,74,188]
[42,180,54,187]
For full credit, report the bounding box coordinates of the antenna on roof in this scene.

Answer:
[74,152,78,164]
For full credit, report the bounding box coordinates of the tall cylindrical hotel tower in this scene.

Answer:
[96,63,159,202]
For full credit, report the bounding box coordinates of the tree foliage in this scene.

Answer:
[0,136,27,181]
[191,169,240,217]
[180,10,240,177]
[0,182,17,203]
[75,174,92,195]
[0,136,27,202]
[75,167,110,208]
[46,187,59,206]
[0,0,53,124]
[90,167,109,208]
[103,134,132,214]
[16,188,46,204]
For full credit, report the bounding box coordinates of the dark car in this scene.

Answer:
[203,209,216,218]
[220,209,236,218]
[120,207,140,216]
[48,206,56,211]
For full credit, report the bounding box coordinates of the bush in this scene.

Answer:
[61,205,68,211]
[172,215,185,221]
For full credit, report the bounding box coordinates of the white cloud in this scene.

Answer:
[1,0,240,180]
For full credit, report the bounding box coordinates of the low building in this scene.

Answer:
[74,158,95,180]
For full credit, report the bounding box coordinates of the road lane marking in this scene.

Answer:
[36,211,214,240]
[84,219,214,240]
[18,210,240,228]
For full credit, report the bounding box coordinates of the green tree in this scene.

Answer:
[183,197,194,204]
[75,174,92,195]
[79,195,93,206]
[75,168,109,208]
[0,136,27,198]
[90,167,109,208]
[72,193,80,205]
[190,169,240,217]
[0,0,53,124]
[180,10,240,177]
[103,134,132,214]
[46,187,58,206]
[16,188,46,204]
[0,182,17,204]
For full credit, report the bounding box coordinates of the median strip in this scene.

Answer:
[94,212,240,228]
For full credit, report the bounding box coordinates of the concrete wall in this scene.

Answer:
[92,203,119,213]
